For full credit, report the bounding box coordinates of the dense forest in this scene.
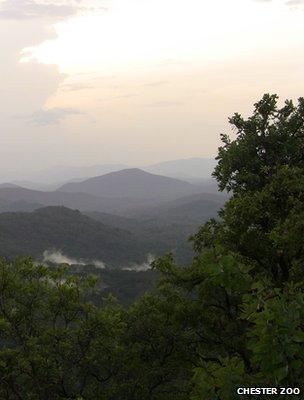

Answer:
[0,94,303,399]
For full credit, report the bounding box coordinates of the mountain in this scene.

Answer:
[87,191,225,227]
[84,211,140,232]
[0,187,157,214]
[0,206,151,267]
[4,158,217,189]
[85,210,195,265]
[58,168,201,200]
[27,164,129,184]
[131,192,227,224]
[0,182,20,188]
[0,198,42,213]
[8,180,63,191]
[9,178,101,192]
[85,192,226,264]
[4,158,217,191]
[144,157,217,180]
[180,177,220,193]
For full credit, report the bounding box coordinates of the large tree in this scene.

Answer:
[155,94,304,398]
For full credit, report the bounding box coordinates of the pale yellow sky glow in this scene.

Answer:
[1,0,304,179]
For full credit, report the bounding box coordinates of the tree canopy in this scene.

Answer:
[156,94,304,397]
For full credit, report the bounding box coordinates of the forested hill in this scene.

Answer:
[0,206,155,267]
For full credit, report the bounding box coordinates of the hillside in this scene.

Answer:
[58,168,201,200]
[0,183,20,189]
[0,187,156,214]
[0,198,42,213]
[86,192,225,231]
[0,206,153,267]
[85,192,225,264]
[144,157,217,179]
[128,192,227,223]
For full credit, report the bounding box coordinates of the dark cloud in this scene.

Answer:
[23,108,83,125]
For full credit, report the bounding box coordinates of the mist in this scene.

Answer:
[122,254,155,272]
[43,250,106,269]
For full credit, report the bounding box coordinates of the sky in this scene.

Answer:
[1,0,304,180]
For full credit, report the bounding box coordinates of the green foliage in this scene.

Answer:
[213,94,304,193]
[0,258,127,399]
[153,94,304,398]
[69,265,159,307]
[0,258,191,399]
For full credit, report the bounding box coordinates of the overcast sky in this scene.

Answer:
[1,0,304,180]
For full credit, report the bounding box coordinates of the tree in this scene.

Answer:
[0,258,192,399]
[154,94,304,398]
[0,258,127,399]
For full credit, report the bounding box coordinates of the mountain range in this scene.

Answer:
[0,186,148,214]
[0,206,153,267]
[2,157,216,190]
[131,192,227,223]
[0,163,226,267]
[0,169,221,215]
[144,157,217,179]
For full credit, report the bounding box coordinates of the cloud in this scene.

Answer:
[286,0,304,5]
[254,0,304,5]
[23,107,83,125]
[0,0,77,20]
[0,0,105,20]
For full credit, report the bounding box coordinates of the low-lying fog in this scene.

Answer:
[42,250,154,272]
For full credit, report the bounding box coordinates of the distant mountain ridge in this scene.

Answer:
[1,157,216,189]
[57,168,202,200]
[0,187,156,215]
[0,183,20,189]
[144,157,217,179]
[25,163,129,184]
[131,192,227,223]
